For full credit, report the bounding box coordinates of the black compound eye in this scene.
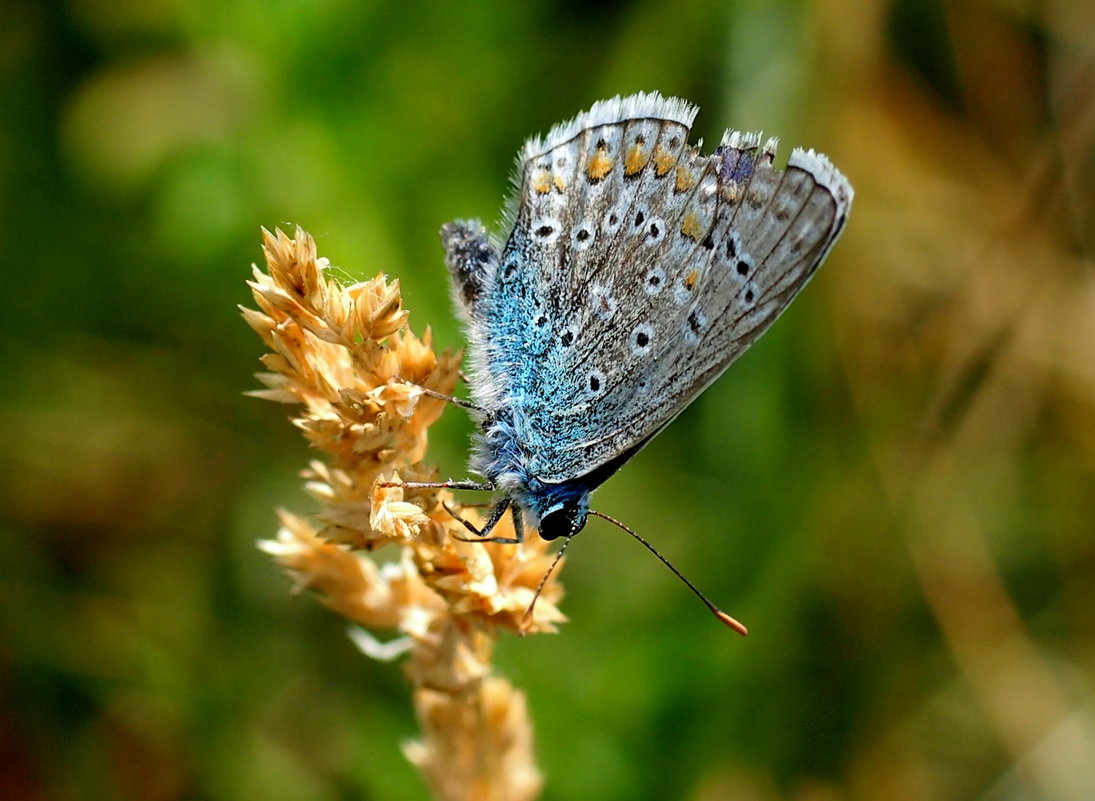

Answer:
[538,511,571,541]
[538,503,587,541]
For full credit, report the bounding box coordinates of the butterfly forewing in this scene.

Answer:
[476,93,852,484]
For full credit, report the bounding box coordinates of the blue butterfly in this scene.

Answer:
[399,92,851,625]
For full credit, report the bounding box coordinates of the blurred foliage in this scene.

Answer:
[2,0,1094,799]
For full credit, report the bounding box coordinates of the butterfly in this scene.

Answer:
[399,92,851,623]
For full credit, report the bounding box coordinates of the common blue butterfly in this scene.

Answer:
[401,92,851,619]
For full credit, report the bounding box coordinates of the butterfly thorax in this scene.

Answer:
[471,407,592,538]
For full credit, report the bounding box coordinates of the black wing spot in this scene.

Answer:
[631,323,655,355]
[576,228,590,242]
[745,288,755,303]
[701,234,714,250]
[634,210,645,227]
[560,329,575,347]
[536,225,554,238]
[688,311,703,335]
[736,260,750,276]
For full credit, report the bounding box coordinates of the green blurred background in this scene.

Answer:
[3,0,1094,799]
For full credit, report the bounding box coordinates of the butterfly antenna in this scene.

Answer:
[519,537,571,636]
[589,510,749,636]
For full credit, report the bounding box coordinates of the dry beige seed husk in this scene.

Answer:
[245,227,565,801]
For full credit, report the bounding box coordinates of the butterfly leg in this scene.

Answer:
[445,498,527,545]
[377,479,494,492]
[444,497,504,538]
[447,497,513,542]
[391,377,485,413]
[506,506,526,545]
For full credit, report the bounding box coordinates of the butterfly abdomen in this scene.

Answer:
[469,408,529,488]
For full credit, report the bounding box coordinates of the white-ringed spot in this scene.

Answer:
[643,266,666,296]
[643,216,666,246]
[630,323,654,355]
[532,218,560,244]
[738,280,760,309]
[586,369,607,397]
[572,221,596,251]
[602,203,626,235]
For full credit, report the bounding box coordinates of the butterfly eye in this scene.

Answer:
[538,499,586,541]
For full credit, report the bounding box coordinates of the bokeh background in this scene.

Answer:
[3,0,1094,799]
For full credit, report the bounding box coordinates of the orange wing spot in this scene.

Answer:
[624,143,649,176]
[722,183,741,203]
[653,146,676,177]
[680,211,704,241]
[685,269,699,290]
[532,169,552,194]
[675,165,696,192]
[554,173,567,192]
[586,148,614,181]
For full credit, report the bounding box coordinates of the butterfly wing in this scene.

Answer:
[470,92,852,484]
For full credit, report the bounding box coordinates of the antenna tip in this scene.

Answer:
[715,610,749,636]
